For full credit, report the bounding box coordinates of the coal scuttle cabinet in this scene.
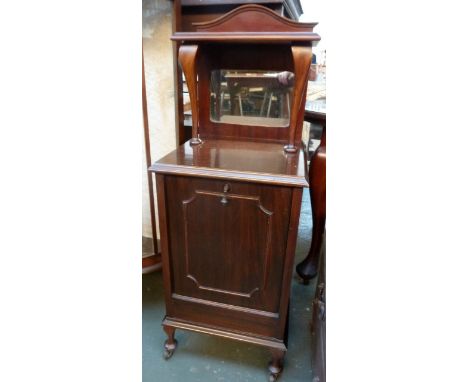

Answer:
[150,5,320,381]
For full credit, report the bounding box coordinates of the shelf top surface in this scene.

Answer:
[150,139,308,187]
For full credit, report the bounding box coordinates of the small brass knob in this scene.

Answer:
[221,183,231,205]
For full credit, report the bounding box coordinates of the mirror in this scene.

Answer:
[210,70,294,128]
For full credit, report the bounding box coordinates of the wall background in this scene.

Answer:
[300,0,326,65]
[142,0,176,239]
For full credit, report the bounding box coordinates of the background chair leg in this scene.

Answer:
[296,146,326,284]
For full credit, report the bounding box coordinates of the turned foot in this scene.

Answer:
[269,371,280,382]
[296,259,317,284]
[269,373,278,382]
[268,349,285,382]
[163,339,177,360]
[163,325,177,360]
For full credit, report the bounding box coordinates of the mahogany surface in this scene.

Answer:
[178,45,201,144]
[162,175,293,336]
[173,0,310,145]
[151,139,308,187]
[179,1,303,34]
[151,5,319,380]
[173,5,319,152]
[155,167,304,345]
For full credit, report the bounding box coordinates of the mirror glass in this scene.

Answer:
[210,70,294,128]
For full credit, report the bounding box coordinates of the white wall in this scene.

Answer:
[300,1,326,65]
[142,0,177,238]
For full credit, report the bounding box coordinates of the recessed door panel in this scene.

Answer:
[165,176,292,314]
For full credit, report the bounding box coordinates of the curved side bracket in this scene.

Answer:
[179,45,202,145]
[284,45,313,154]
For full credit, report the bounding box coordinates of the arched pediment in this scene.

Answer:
[171,4,320,44]
[193,4,317,33]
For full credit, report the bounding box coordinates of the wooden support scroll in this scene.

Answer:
[284,45,313,153]
[178,45,201,145]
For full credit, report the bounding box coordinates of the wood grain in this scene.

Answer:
[150,139,308,187]
[163,317,287,350]
[284,45,313,153]
[178,45,201,145]
[191,4,314,32]
[156,4,317,377]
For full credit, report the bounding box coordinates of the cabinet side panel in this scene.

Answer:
[276,186,303,338]
[155,174,175,315]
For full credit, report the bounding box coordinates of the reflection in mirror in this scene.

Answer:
[210,70,294,128]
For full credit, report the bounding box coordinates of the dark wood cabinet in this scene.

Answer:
[150,5,320,381]
[165,176,292,316]
[154,140,306,380]
[154,139,306,333]
[173,0,305,145]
